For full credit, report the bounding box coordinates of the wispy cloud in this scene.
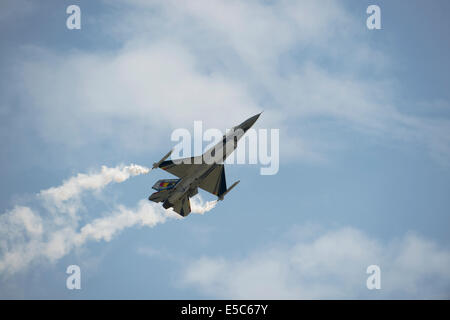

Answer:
[5,0,449,163]
[179,227,450,299]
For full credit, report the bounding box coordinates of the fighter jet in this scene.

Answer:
[149,113,261,217]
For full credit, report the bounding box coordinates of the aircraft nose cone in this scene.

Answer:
[239,112,262,132]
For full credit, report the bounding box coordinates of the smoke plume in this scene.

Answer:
[191,197,218,214]
[0,164,216,276]
[39,164,150,203]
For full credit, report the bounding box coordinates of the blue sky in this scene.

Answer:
[1,0,450,299]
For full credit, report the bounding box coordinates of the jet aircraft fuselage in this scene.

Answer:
[149,113,261,216]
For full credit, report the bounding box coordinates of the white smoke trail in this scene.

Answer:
[191,196,218,214]
[0,165,217,276]
[75,200,180,244]
[39,164,150,203]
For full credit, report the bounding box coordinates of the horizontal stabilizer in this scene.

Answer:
[149,189,170,203]
[172,196,191,217]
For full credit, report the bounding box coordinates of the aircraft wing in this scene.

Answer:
[198,164,227,197]
[158,157,227,198]
[158,156,201,178]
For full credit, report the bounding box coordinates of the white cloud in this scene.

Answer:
[6,0,448,163]
[179,227,450,299]
[15,43,259,150]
